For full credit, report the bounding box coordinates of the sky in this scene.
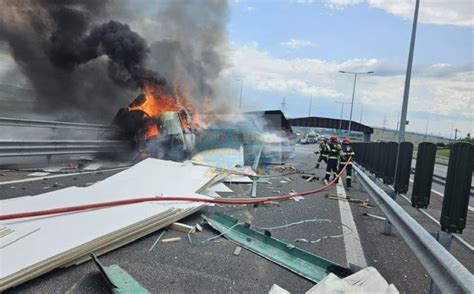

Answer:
[223,0,473,138]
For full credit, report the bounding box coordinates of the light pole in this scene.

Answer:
[237,78,244,109]
[335,101,351,134]
[338,70,374,135]
[308,96,313,117]
[388,0,420,239]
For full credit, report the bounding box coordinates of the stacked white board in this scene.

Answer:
[0,158,216,291]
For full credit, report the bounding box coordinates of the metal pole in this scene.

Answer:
[387,0,420,236]
[239,79,244,109]
[359,104,363,123]
[308,96,313,117]
[348,73,357,134]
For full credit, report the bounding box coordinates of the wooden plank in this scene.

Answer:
[161,237,181,243]
[168,222,196,234]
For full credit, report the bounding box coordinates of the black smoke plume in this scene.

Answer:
[0,0,229,121]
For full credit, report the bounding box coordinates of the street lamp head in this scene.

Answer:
[338,70,346,73]
[367,71,374,74]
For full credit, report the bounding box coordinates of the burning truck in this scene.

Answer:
[112,81,202,161]
[112,80,295,164]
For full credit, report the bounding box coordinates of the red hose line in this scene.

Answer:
[0,158,351,221]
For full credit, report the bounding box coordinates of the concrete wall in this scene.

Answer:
[371,127,452,146]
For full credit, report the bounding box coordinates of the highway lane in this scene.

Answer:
[2,146,472,293]
[1,150,348,293]
[412,158,474,186]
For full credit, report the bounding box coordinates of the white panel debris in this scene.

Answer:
[306,267,399,294]
[0,158,216,291]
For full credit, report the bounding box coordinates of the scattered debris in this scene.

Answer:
[263,201,280,207]
[256,177,271,184]
[0,173,6,176]
[362,212,386,221]
[195,223,203,232]
[91,254,149,294]
[268,284,290,294]
[161,237,182,243]
[149,231,166,252]
[203,212,352,283]
[302,174,318,182]
[168,222,196,234]
[233,246,242,256]
[27,172,50,177]
[326,193,370,207]
[254,218,352,244]
[272,190,281,194]
[273,165,298,173]
[292,196,304,202]
[305,266,398,294]
[282,176,293,182]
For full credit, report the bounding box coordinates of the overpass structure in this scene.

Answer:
[288,116,374,141]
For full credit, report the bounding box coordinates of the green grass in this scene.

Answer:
[436,148,450,159]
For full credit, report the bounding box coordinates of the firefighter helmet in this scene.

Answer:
[330,135,338,142]
[342,138,350,145]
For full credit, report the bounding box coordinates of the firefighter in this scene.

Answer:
[324,135,341,184]
[315,137,328,168]
[338,138,355,187]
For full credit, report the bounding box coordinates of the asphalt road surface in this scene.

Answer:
[1,146,472,293]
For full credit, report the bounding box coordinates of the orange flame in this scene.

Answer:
[127,81,205,140]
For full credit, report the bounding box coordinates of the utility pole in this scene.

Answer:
[359,104,363,123]
[454,128,460,141]
[338,70,374,135]
[389,0,420,237]
[425,116,430,136]
[281,97,287,113]
[308,96,313,117]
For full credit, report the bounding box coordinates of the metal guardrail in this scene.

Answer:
[0,140,130,157]
[354,164,473,294]
[0,117,114,131]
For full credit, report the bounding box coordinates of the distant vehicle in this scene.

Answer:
[306,133,319,144]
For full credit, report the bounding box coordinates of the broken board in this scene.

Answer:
[203,212,352,283]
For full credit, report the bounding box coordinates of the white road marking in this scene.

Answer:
[0,166,129,186]
[336,182,367,268]
[409,178,474,212]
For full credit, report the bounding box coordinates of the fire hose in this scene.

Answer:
[0,158,352,221]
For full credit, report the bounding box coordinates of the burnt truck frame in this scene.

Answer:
[141,110,196,161]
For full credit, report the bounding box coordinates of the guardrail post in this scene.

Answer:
[429,231,453,294]
[383,190,397,235]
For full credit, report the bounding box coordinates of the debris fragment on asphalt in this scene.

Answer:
[305,266,399,294]
[91,254,150,293]
[268,284,290,294]
[161,237,182,243]
[233,246,242,256]
[203,212,353,283]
